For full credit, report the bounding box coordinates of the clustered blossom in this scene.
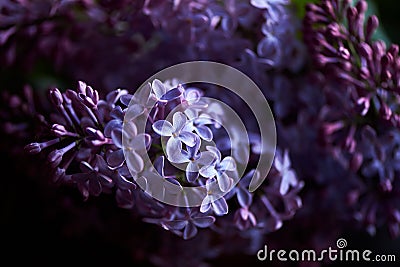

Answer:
[23,78,302,241]
[304,0,400,238]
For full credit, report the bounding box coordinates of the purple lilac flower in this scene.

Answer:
[199,146,237,192]
[303,0,400,239]
[20,78,303,243]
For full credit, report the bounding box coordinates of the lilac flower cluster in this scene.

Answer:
[304,0,400,238]
[23,78,302,240]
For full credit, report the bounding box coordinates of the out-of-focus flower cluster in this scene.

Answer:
[304,0,400,238]
[2,0,400,266]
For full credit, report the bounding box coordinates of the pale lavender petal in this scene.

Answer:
[200,196,212,213]
[172,112,187,132]
[79,161,93,173]
[153,120,174,136]
[274,155,284,172]
[183,222,198,240]
[104,119,122,137]
[217,172,233,192]
[199,165,218,178]
[207,146,221,162]
[164,220,187,230]
[169,150,189,164]
[186,161,199,183]
[126,150,144,172]
[237,187,252,207]
[219,156,236,171]
[178,131,197,147]
[212,197,228,216]
[125,103,144,120]
[185,88,201,104]
[152,79,166,99]
[166,138,186,163]
[283,150,291,169]
[250,0,269,9]
[123,120,138,138]
[197,151,217,166]
[195,125,213,141]
[130,133,151,151]
[192,216,215,228]
[280,169,297,195]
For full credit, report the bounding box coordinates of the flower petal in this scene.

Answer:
[192,216,215,228]
[166,138,186,163]
[200,195,212,213]
[107,149,125,167]
[217,172,233,192]
[123,120,138,138]
[195,125,213,141]
[153,120,174,136]
[183,221,198,240]
[219,156,236,171]
[199,164,218,178]
[206,146,221,162]
[111,128,123,148]
[280,169,297,195]
[186,161,199,183]
[125,103,144,120]
[104,119,122,137]
[152,79,166,99]
[178,131,197,147]
[130,133,151,151]
[172,112,187,132]
[184,88,201,104]
[116,188,134,209]
[197,151,216,166]
[161,87,182,101]
[126,150,144,173]
[211,197,228,216]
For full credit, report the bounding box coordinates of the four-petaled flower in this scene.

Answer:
[274,149,298,195]
[163,209,216,240]
[200,178,229,216]
[152,111,197,160]
[168,135,216,182]
[199,146,236,192]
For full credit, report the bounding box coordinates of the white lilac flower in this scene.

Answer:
[199,146,236,192]
[168,135,216,183]
[152,111,197,160]
[274,149,298,195]
[200,178,229,216]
